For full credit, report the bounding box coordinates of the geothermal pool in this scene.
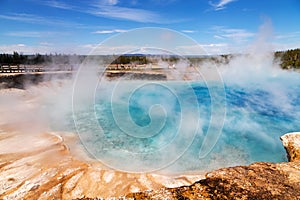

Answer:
[72,69,300,174]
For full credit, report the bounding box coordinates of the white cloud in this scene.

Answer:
[175,43,228,55]
[209,0,237,11]
[89,5,161,23]
[79,42,300,55]
[150,0,177,5]
[5,31,58,38]
[0,43,88,55]
[6,31,42,38]
[1,41,298,56]
[214,35,225,39]
[221,29,255,39]
[0,43,137,55]
[34,0,171,23]
[42,0,74,9]
[105,0,119,5]
[181,30,196,33]
[275,31,300,40]
[0,13,46,24]
[272,42,300,52]
[92,29,128,34]
[212,26,255,43]
[0,13,82,27]
[201,43,228,47]
[79,44,139,55]
[201,43,229,55]
[81,44,97,49]
[0,44,50,54]
[35,0,161,23]
[39,42,53,46]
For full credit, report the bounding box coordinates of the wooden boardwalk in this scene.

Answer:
[0,64,44,73]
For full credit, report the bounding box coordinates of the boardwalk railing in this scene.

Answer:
[0,64,44,73]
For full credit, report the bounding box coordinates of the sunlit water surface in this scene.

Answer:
[72,71,300,173]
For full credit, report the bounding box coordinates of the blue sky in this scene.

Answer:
[0,0,299,55]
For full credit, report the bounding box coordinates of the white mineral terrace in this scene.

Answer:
[0,87,204,199]
[0,130,204,199]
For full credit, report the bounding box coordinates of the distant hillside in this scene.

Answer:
[275,48,300,69]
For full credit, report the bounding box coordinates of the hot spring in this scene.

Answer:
[67,26,300,173]
[71,68,300,174]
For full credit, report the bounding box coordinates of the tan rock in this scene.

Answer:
[281,132,300,162]
[0,131,204,199]
[127,161,300,200]
[1,124,300,199]
[127,133,300,200]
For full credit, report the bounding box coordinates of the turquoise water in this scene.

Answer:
[73,71,300,173]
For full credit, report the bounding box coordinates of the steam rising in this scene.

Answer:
[1,24,300,174]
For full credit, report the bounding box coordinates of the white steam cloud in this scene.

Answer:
[0,22,299,174]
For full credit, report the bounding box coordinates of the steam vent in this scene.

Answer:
[0,131,299,199]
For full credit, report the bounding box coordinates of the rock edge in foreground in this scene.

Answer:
[126,132,300,200]
[281,132,300,162]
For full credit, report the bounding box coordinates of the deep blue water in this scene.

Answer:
[74,74,300,173]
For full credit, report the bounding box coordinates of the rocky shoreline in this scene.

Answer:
[126,132,300,200]
[0,131,299,199]
[0,131,203,199]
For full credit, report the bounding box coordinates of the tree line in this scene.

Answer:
[0,52,85,65]
[1,49,300,69]
[274,48,300,69]
[111,55,149,64]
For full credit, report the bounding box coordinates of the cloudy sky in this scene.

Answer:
[0,0,299,55]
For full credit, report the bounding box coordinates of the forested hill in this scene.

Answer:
[275,48,300,69]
